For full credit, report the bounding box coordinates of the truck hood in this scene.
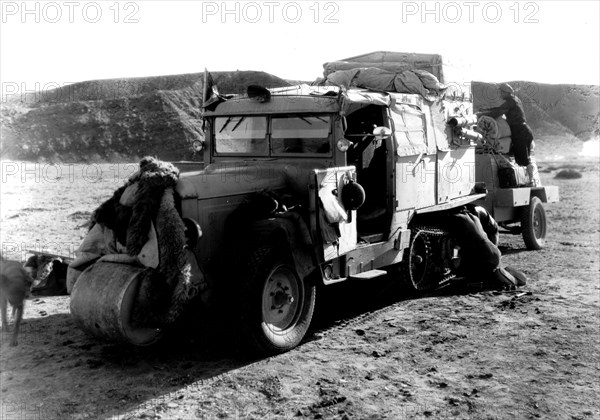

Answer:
[176,160,328,200]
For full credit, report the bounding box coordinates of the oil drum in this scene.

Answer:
[70,261,167,346]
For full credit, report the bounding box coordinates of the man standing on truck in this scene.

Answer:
[476,83,533,166]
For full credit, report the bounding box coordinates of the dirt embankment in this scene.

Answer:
[0,71,291,163]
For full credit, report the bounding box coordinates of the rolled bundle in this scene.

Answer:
[496,118,512,138]
[325,68,435,97]
[325,68,361,88]
[495,136,512,154]
[477,116,512,142]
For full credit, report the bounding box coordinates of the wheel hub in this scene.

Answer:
[271,288,294,309]
[262,267,302,331]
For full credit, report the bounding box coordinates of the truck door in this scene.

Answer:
[312,167,358,262]
[391,101,437,221]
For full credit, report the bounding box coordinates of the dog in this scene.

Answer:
[0,254,33,346]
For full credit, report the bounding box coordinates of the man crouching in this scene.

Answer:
[448,205,527,290]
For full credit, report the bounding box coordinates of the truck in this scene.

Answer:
[70,82,558,354]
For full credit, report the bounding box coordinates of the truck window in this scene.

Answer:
[215,116,268,155]
[271,116,331,155]
[391,104,428,156]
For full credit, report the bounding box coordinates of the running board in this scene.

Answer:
[348,269,387,281]
[417,193,487,214]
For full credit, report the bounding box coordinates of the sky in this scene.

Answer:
[1,0,599,99]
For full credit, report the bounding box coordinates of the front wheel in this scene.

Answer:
[521,196,547,250]
[238,247,316,355]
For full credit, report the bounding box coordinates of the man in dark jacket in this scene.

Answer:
[448,205,527,290]
[477,83,534,166]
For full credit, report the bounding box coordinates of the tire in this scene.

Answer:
[238,246,316,355]
[521,196,547,250]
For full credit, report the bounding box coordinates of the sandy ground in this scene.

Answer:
[0,160,598,420]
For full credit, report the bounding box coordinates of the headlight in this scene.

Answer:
[337,139,351,153]
[192,140,204,152]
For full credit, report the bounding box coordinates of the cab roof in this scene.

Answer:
[202,84,427,116]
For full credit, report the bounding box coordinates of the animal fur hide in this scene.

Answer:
[69,156,196,327]
[92,156,180,255]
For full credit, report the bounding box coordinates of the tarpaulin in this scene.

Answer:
[324,68,445,101]
[390,103,428,156]
[325,51,444,81]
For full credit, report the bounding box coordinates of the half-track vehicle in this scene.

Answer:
[160,84,486,353]
[70,80,558,354]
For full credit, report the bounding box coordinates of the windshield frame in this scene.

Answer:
[212,113,333,158]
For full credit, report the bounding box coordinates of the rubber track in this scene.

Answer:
[309,225,457,341]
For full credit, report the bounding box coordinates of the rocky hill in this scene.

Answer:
[0,71,290,162]
[473,81,599,139]
[1,72,597,162]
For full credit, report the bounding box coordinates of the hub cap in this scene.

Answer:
[262,266,303,333]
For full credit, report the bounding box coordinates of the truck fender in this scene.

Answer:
[182,217,202,249]
[244,215,318,282]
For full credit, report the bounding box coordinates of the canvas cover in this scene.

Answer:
[324,68,445,101]
[331,51,445,82]
[330,51,474,99]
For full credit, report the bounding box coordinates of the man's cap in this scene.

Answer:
[499,83,514,94]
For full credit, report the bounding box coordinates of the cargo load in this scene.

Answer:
[324,51,445,82]
[322,51,470,99]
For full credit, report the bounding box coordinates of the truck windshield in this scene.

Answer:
[214,115,332,156]
[215,116,268,155]
[271,116,331,155]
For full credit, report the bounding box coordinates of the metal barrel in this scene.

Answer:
[70,261,164,346]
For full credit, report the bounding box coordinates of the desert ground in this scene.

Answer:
[0,146,598,419]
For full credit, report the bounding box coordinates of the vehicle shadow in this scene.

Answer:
[310,275,407,331]
[308,272,519,337]
[0,307,258,420]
